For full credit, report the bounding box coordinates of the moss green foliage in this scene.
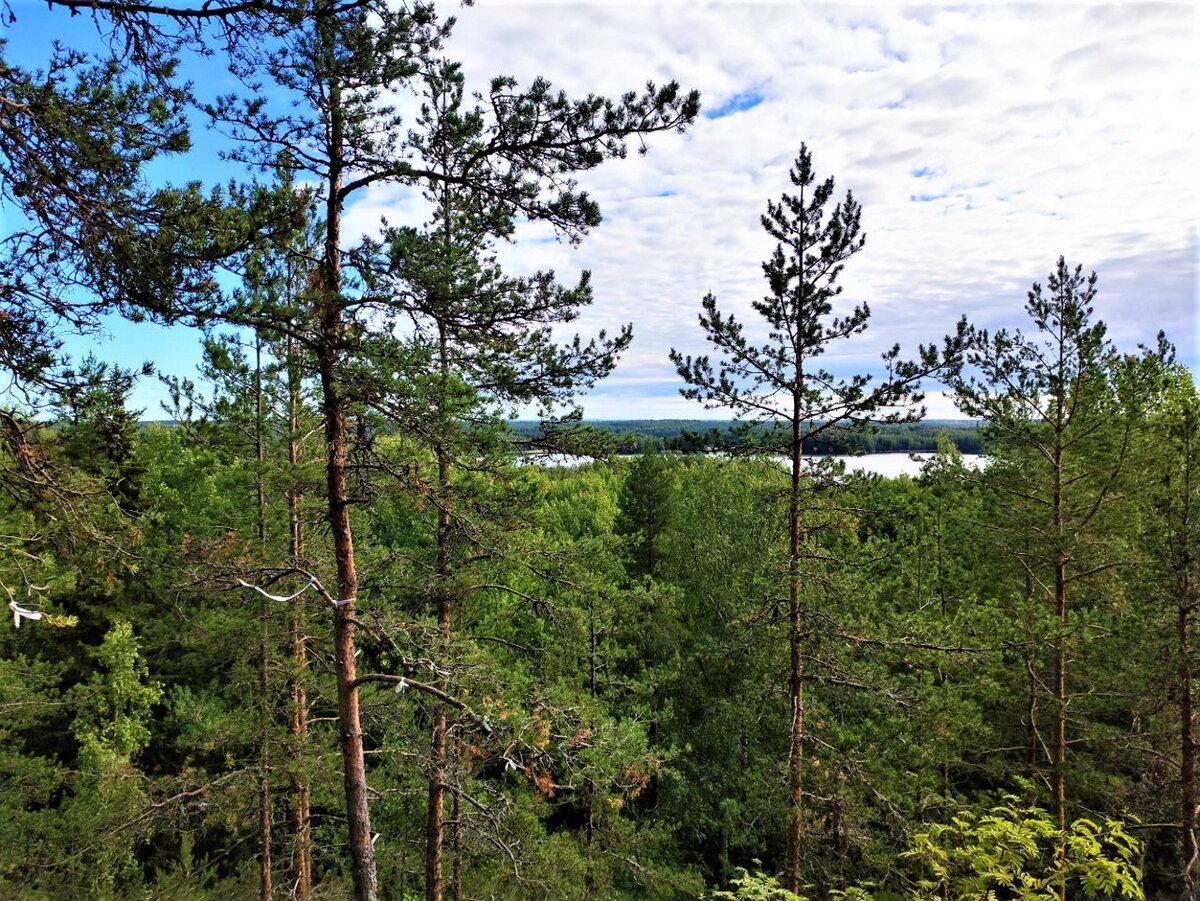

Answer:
[1,387,1192,899]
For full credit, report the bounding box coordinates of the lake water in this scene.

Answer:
[822,453,985,478]
[524,452,985,478]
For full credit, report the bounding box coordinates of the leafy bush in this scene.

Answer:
[705,800,1142,901]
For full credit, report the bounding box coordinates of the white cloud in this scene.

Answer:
[371,0,1194,421]
[137,0,1187,423]
[19,0,1189,422]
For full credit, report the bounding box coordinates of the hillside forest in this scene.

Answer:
[1,1,1197,900]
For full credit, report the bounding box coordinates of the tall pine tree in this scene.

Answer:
[671,143,961,894]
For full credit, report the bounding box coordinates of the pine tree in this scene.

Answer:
[1135,361,1200,896]
[351,60,678,900]
[949,259,1163,900]
[45,3,699,894]
[0,42,184,392]
[671,143,960,893]
[615,452,676,579]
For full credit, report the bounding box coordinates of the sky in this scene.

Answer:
[6,0,1198,420]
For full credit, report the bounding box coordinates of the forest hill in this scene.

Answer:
[507,419,984,455]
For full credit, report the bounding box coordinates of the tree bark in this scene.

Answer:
[1051,385,1067,901]
[319,349,376,901]
[1052,557,1067,832]
[452,791,464,901]
[425,450,451,901]
[286,329,313,901]
[255,334,273,901]
[785,388,806,896]
[1021,516,1041,781]
[784,177,808,897]
[258,592,274,901]
[1179,422,1197,900]
[1180,600,1197,900]
[426,698,447,901]
[259,592,274,901]
[315,5,376,896]
[426,316,453,901]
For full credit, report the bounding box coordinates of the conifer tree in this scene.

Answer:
[350,60,672,900]
[671,143,960,894]
[615,452,676,579]
[0,43,181,392]
[1134,362,1199,897]
[35,3,697,894]
[949,259,1163,900]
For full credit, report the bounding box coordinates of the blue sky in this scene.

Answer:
[4,0,1196,420]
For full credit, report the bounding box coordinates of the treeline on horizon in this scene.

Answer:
[141,418,985,456]
[507,420,985,455]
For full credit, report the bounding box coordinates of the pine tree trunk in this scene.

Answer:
[1179,418,1198,901]
[584,808,595,901]
[784,182,809,896]
[255,336,274,901]
[1052,442,1067,901]
[426,699,447,901]
[785,396,806,896]
[452,791,464,901]
[1052,560,1067,831]
[286,330,313,901]
[259,593,274,901]
[288,602,312,901]
[319,353,376,901]
[1180,600,1198,900]
[316,6,376,895]
[425,324,454,901]
[1021,519,1041,781]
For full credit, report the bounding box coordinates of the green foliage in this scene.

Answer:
[61,622,162,895]
[0,42,186,382]
[2,0,1195,896]
[73,620,162,766]
[711,866,807,901]
[615,452,678,578]
[904,800,1142,900]
[704,803,1142,901]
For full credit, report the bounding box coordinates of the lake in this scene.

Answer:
[821,453,985,478]
[523,452,985,478]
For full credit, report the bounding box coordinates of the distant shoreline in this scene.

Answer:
[508,418,983,455]
[139,418,985,455]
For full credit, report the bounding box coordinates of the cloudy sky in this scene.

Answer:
[14,0,1200,419]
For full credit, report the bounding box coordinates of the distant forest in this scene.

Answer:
[508,419,984,455]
